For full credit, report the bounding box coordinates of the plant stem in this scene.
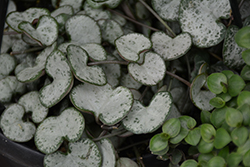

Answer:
[117,139,149,153]
[93,129,127,141]
[88,60,129,66]
[138,0,176,37]
[208,52,223,61]
[167,69,176,91]
[130,139,145,167]
[185,55,191,80]
[3,31,20,35]
[108,9,160,32]
[10,47,45,55]
[139,86,149,102]
[239,0,245,8]
[166,71,191,88]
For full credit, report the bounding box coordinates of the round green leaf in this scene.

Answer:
[237,103,250,125]
[128,52,166,86]
[225,107,243,127]
[216,92,232,102]
[226,152,242,167]
[70,83,133,125]
[200,110,211,124]
[209,97,225,108]
[207,156,226,167]
[35,107,85,154]
[65,15,101,45]
[210,107,227,128]
[179,0,231,48]
[122,92,172,134]
[151,31,192,60]
[200,124,216,143]
[207,73,228,94]
[185,127,201,146]
[18,15,58,46]
[218,146,229,160]
[243,150,250,166]
[67,45,107,86]
[179,116,197,130]
[228,74,246,97]
[44,138,101,167]
[162,118,181,138]
[237,91,250,107]
[0,53,16,80]
[180,160,198,167]
[213,128,231,149]
[198,153,214,163]
[242,49,250,66]
[149,133,169,155]
[0,104,36,142]
[169,127,189,144]
[235,26,250,49]
[197,139,214,154]
[39,50,74,108]
[231,126,248,147]
[237,139,250,155]
[115,33,152,62]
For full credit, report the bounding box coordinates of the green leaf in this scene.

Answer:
[207,73,228,94]
[243,150,250,166]
[200,124,216,143]
[225,107,243,127]
[227,74,246,97]
[70,83,133,125]
[213,128,231,149]
[237,139,250,155]
[128,52,166,86]
[151,0,181,21]
[149,133,169,155]
[96,139,116,167]
[200,110,211,124]
[0,104,36,142]
[44,138,101,167]
[207,156,226,167]
[180,160,198,167]
[216,92,232,102]
[179,116,197,130]
[151,31,192,61]
[115,33,152,62]
[237,91,250,107]
[18,91,48,123]
[122,92,172,134]
[198,153,214,163]
[0,53,16,80]
[235,26,250,49]
[242,49,250,66]
[169,127,189,144]
[67,45,107,86]
[179,0,231,48]
[35,107,85,154]
[65,15,101,45]
[6,7,50,33]
[231,127,248,147]
[185,127,201,146]
[39,50,74,108]
[162,118,181,138]
[18,15,58,46]
[87,0,123,8]
[210,107,227,128]
[218,146,229,160]
[209,97,225,108]
[237,103,250,126]
[226,152,242,167]
[190,73,215,111]
[221,70,234,79]
[197,139,214,154]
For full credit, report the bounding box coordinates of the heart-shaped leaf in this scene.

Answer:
[242,49,250,66]
[151,31,192,60]
[0,76,26,103]
[237,139,250,156]
[207,156,226,167]
[223,25,246,69]
[213,128,231,149]
[65,15,101,45]
[18,91,48,123]
[115,33,152,62]
[67,45,107,86]
[227,74,246,97]
[210,107,227,128]
[128,52,166,86]
[44,138,101,167]
[6,7,50,33]
[235,26,250,49]
[209,97,225,108]
[179,0,231,47]
[237,103,250,126]
[151,0,181,21]
[0,104,36,142]
[58,0,84,13]
[190,73,216,111]
[70,83,133,125]
[200,123,216,143]
[83,1,111,21]
[120,73,142,89]
[197,138,214,153]
[0,53,16,80]
[169,126,189,144]
[225,107,243,127]
[162,118,181,138]
[87,0,123,8]
[231,127,248,147]
[39,50,74,108]
[122,92,172,134]
[237,91,250,107]
[149,133,169,155]
[185,127,201,146]
[98,19,124,45]
[207,73,228,94]
[96,138,116,167]
[35,107,85,154]
[18,15,58,46]
[16,43,56,83]
[226,152,243,167]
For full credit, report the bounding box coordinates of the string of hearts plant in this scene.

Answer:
[0,0,250,167]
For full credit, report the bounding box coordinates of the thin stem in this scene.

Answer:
[138,0,176,37]
[130,139,145,167]
[167,69,176,92]
[3,31,20,35]
[208,52,223,61]
[139,86,149,102]
[166,71,191,88]
[10,47,45,55]
[108,9,160,32]
[239,0,245,8]
[88,60,129,66]
[185,55,191,80]
[93,129,127,141]
[117,139,149,153]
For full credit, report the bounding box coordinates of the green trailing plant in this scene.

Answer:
[0,0,250,167]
